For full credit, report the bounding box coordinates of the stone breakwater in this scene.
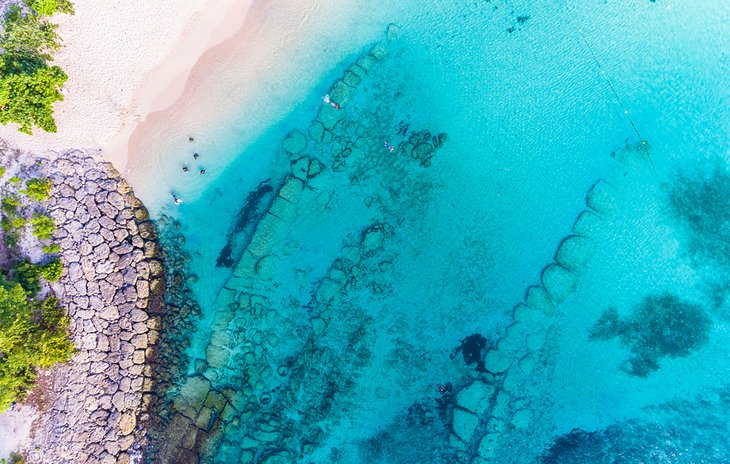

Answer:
[25,151,164,464]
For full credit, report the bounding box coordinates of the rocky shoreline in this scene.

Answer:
[19,151,165,464]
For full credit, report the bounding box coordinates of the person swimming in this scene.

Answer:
[384,141,395,153]
[323,94,340,110]
[182,166,189,172]
[171,193,182,205]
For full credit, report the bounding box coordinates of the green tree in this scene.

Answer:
[0,279,73,411]
[0,4,72,135]
[30,213,54,239]
[19,177,52,201]
[2,7,61,60]
[0,60,67,135]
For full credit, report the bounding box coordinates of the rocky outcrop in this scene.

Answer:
[25,152,164,464]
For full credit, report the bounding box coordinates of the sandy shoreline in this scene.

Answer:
[0,0,256,168]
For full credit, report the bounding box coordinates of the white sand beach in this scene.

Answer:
[0,0,256,164]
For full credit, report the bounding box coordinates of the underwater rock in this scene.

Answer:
[362,226,385,252]
[511,409,532,429]
[278,176,304,203]
[290,157,310,180]
[281,129,307,155]
[453,408,479,443]
[484,349,510,374]
[317,104,342,130]
[572,210,602,237]
[513,304,548,329]
[386,23,400,41]
[307,158,324,178]
[246,214,281,258]
[456,381,495,416]
[555,235,594,272]
[541,264,578,305]
[330,80,355,108]
[308,120,325,143]
[525,285,555,315]
[343,70,362,88]
[368,42,388,60]
[357,54,376,73]
[590,293,711,377]
[255,255,278,281]
[611,140,652,169]
[585,180,616,215]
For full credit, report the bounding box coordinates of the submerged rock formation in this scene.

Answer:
[24,152,164,464]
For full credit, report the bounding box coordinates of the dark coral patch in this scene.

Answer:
[591,293,711,377]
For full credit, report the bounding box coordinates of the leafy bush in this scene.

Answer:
[1,196,20,215]
[11,258,63,295]
[25,0,74,16]
[1,452,26,464]
[11,259,41,295]
[30,213,54,239]
[2,7,61,60]
[8,176,21,185]
[0,166,6,177]
[9,215,26,229]
[41,243,60,253]
[39,257,62,282]
[0,280,73,411]
[19,178,52,201]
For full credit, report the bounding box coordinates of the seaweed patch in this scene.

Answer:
[590,293,711,377]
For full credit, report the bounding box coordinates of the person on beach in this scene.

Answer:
[323,94,340,110]
[188,136,194,142]
[384,141,395,153]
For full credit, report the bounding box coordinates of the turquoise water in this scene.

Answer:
[144,1,730,462]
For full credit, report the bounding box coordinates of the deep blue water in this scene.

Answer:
[147,1,730,462]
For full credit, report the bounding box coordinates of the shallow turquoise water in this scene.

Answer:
[146,1,730,462]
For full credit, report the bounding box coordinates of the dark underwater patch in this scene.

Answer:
[590,293,711,377]
[215,180,275,267]
[454,333,490,372]
[667,162,730,266]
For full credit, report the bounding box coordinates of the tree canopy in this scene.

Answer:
[0,279,73,411]
[0,3,72,135]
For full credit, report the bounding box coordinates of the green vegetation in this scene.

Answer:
[0,166,5,177]
[0,173,70,412]
[0,278,73,411]
[8,176,21,185]
[20,177,51,201]
[12,258,62,296]
[0,3,73,135]
[25,0,74,16]
[30,213,54,239]
[41,243,60,254]
[0,452,26,464]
